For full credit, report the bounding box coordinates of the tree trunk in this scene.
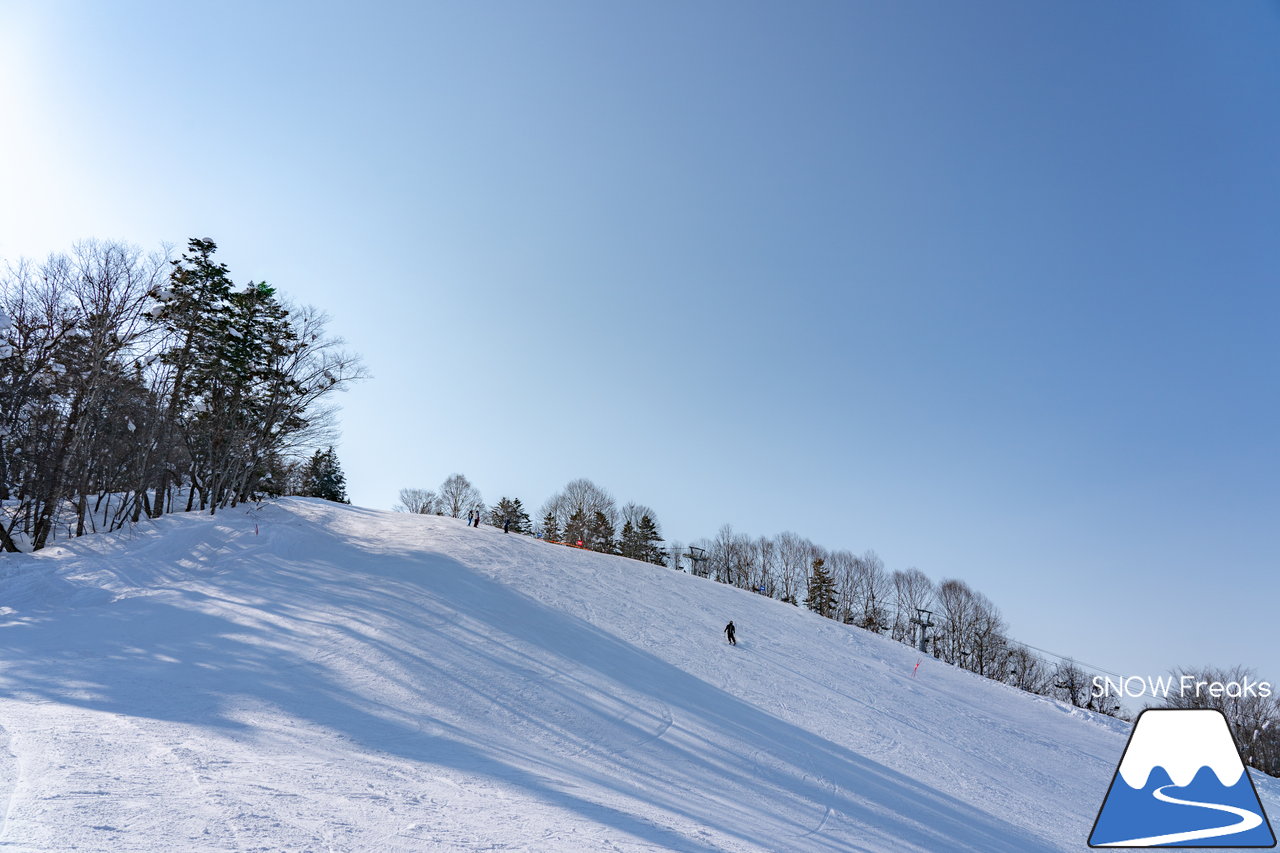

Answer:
[75,492,88,537]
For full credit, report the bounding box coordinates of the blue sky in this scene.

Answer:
[2,1,1276,687]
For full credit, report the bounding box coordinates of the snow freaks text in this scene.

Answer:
[1092,675,1274,702]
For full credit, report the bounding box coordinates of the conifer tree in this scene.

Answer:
[0,238,365,549]
[298,447,348,503]
[805,557,838,618]
[187,279,302,511]
[618,515,666,564]
[148,238,236,515]
[490,497,531,533]
[540,478,616,543]
[563,508,588,546]
[541,510,560,542]
[619,520,642,559]
[637,514,666,565]
[586,510,615,553]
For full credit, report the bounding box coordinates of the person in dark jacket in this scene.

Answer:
[724,620,736,646]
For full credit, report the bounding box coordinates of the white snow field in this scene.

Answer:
[0,498,1274,852]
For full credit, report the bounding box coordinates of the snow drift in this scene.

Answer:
[0,498,1273,851]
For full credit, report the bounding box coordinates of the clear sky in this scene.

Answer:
[2,1,1276,688]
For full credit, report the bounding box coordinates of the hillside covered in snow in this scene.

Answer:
[0,498,1274,851]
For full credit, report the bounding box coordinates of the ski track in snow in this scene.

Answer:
[0,498,1274,852]
[0,719,17,843]
[0,702,229,850]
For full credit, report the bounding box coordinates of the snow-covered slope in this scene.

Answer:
[0,499,1272,851]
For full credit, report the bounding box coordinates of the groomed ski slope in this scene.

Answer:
[0,498,1274,852]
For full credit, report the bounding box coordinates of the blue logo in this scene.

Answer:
[1090,709,1276,847]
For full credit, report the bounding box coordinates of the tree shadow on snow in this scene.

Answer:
[0,513,1059,853]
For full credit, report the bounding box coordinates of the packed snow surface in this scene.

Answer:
[0,499,1273,851]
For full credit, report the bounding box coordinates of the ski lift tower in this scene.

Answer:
[685,545,708,577]
[910,608,935,654]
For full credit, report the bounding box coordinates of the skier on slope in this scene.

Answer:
[724,620,736,646]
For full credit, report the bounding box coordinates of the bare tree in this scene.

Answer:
[538,493,566,536]
[686,537,714,577]
[1004,645,1051,695]
[1163,665,1279,776]
[934,579,1006,673]
[775,531,811,605]
[620,502,655,529]
[891,568,936,644]
[541,478,616,533]
[753,535,777,595]
[394,487,438,514]
[967,599,1008,678]
[667,540,685,572]
[1052,659,1094,710]
[1,242,168,548]
[710,524,752,587]
[850,550,891,633]
[828,548,858,623]
[438,473,482,518]
[261,303,368,461]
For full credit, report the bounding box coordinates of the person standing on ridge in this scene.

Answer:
[724,620,736,646]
